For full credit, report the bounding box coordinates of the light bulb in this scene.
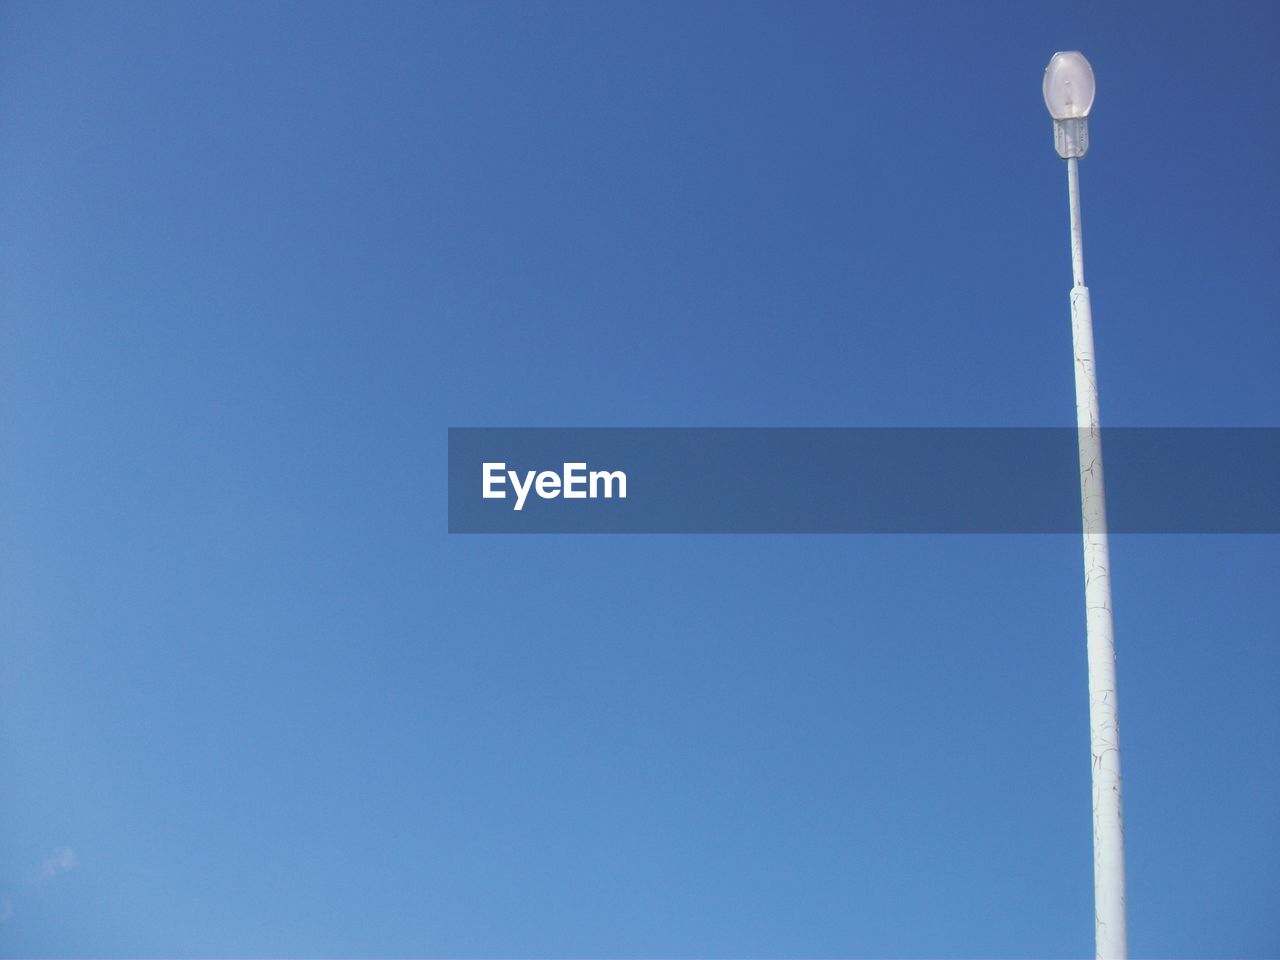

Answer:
[1043,51,1096,120]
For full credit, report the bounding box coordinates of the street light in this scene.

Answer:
[1044,51,1128,960]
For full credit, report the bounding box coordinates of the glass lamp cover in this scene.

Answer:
[1043,51,1096,120]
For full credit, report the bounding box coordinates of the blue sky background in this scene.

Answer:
[1,1,1278,956]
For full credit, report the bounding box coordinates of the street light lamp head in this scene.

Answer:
[1044,51,1095,159]
[1043,51,1096,120]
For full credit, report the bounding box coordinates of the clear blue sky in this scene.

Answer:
[2,1,1278,956]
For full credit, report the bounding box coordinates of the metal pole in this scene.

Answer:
[1066,155,1128,960]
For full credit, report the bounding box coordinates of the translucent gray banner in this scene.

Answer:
[448,428,1279,533]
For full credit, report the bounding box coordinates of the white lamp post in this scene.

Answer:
[1044,51,1128,960]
